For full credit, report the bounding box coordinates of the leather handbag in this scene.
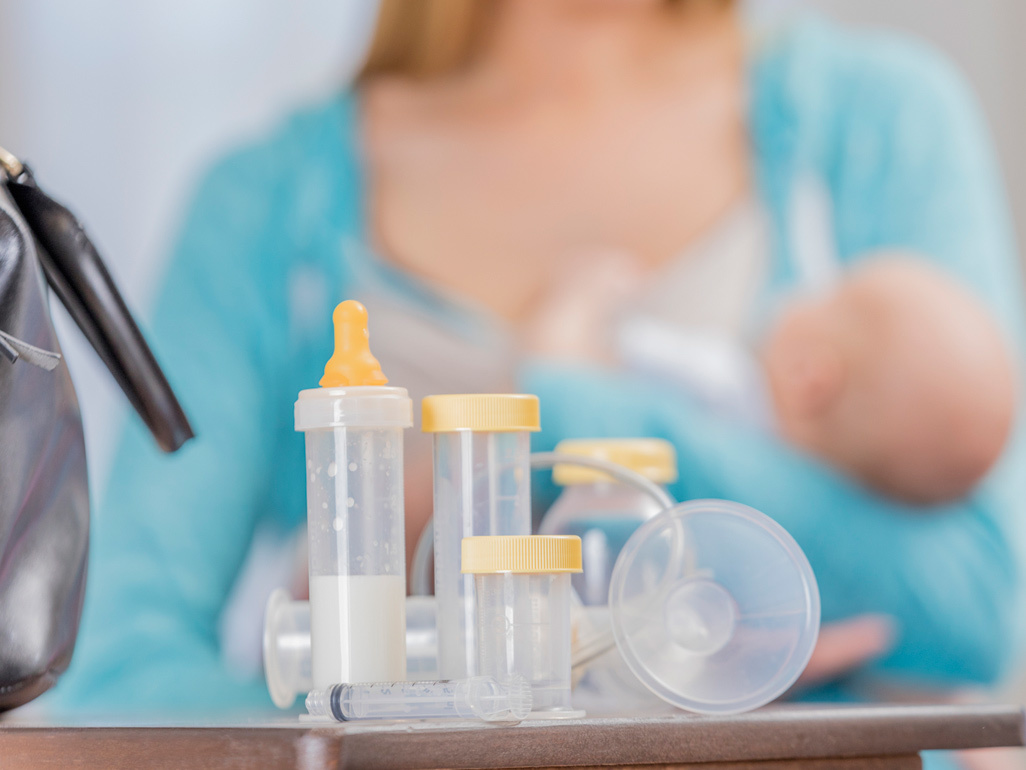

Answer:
[0,146,192,710]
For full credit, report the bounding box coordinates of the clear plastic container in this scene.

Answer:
[463,535,582,718]
[264,593,440,709]
[608,499,820,714]
[305,676,532,722]
[422,395,539,680]
[296,300,413,690]
[540,439,677,606]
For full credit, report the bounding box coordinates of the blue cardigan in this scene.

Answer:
[53,19,1026,713]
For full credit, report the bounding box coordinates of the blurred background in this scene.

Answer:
[1,0,1024,712]
[2,0,1024,486]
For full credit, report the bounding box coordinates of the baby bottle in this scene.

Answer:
[421,394,539,679]
[295,300,412,691]
[540,439,677,606]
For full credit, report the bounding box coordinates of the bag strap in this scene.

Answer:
[0,146,24,179]
[0,330,61,370]
[0,146,194,453]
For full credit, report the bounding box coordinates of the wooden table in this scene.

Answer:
[1,703,1022,769]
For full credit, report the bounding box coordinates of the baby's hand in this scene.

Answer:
[519,250,643,364]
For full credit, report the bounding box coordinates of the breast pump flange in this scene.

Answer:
[607,498,820,715]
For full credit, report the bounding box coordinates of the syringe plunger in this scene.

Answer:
[305,676,531,722]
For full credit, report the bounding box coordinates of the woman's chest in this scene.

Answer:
[364,89,749,320]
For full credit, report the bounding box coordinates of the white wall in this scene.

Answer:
[0,0,378,488]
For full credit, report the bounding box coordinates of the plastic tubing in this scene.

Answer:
[410,452,675,597]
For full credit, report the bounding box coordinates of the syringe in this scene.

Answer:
[305,675,531,722]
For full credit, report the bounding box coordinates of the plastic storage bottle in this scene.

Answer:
[463,535,583,718]
[540,438,677,606]
[295,300,412,691]
[422,394,539,680]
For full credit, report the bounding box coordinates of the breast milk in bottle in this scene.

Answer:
[295,300,412,690]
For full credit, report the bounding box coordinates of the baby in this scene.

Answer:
[761,257,1016,504]
[528,254,1017,505]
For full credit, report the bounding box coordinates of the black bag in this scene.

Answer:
[0,147,192,710]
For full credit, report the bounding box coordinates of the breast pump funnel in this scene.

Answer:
[609,499,819,715]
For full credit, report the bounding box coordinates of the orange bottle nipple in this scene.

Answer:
[319,300,389,388]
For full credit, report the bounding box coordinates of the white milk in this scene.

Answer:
[310,574,407,689]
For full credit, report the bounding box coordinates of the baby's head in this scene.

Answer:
[764,257,1016,505]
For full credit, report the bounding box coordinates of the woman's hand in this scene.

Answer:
[519,250,643,364]
[796,614,896,689]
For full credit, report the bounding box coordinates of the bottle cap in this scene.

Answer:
[462,535,582,574]
[553,438,678,485]
[421,394,540,433]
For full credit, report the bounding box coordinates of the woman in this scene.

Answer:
[56,0,1024,723]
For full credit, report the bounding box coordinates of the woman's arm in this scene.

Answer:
[52,143,300,713]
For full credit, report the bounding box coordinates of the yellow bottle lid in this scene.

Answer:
[461,535,582,574]
[553,438,678,486]
[421,394,540,433]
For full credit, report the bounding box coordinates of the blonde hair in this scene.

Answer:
[358,0,732,82]
[359,0,494,81]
